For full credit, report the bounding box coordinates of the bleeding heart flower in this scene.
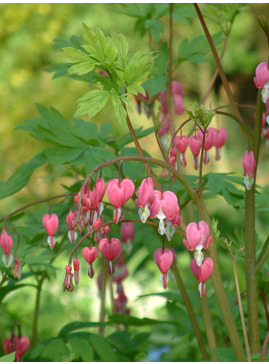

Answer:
[136,177,154,223]
[121,222,134,254]
[196,129,214,164]
[213,128,227,161]
[73,257,80,285]
[254,62,269,89]
[174,135,188,166]
[243,151,256,190]
[42,213,59,249]
[190,257,213,297]
[107,178,135,223]
[189,135,202,170]
[3,334,30,362]
[0,229,13,267]
[63,265,74,292]
[12,257,21,280]
[154,248,173,289]
[99,238,122,274]
[82,246,99,279]
[149,190,179,235]
[183,221,213,267]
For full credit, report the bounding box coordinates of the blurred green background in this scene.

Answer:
[0,3,269,361]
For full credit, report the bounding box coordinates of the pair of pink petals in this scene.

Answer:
[190,257,213,297]
[3,335,30,362]
[154,248,173,289]
[183,221,212,252]
[107,178,135,208]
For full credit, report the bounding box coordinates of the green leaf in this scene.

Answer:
[40,338,70,361]
[58,321,107,337]
[0,153,46,199]
[43,147,84,166]
[144,19,164,42]
[0,284,37,304]
[89,334,117,362]
[0,353,15,362]
[68,336,94,361]
[126,84,146,96]
[118,126,154,149]
[213,347,236,362]
[68,59,97,76]
[179,32,224,63]
[142,75,168,97]
[124,50,153,85]
[99,122,112,141]
[75,89,111,117]
[84,147,116,175]
[61,47,89,63]
[111,32,129,67]
[111,94,127,127]
[109,314,180,327]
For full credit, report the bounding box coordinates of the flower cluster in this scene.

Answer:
[41,171,184,293]
[183,221,213,297]
[3,334,30,362]
[171,127,227,170]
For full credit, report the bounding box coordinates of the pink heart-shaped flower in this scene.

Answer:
[99,238,122,261]
[42,213,59,236]
[154,248,173,274]
[190,257,213,282]
[82,246,99,264]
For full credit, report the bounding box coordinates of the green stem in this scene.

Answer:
[231,255,251,361]
[194,4,247,140]
[124,106,161,191]
[201,36,228,105]
[31,273,46,347]
[245,90,263,354]
[0,193,75,223]
[99,258,107,336]
[200,296,218,361]
[167,3,175,140]
[199,201,246,361]
[260,330,269,362]
[170,261,209,360]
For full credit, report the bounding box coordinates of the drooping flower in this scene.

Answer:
[107,178,135,223]
[174,135,188,166]
[135,177,154,223]
[149,190,179,235]
[121,222,134,254]
[99,238,122,275]
[93,177,106,218]
[0,229,13,267]
[82,246,99,278]
[213,128,227,160]
[12,257,21,280]
[113,257,129,284]
[3,334,30,362]
[254,62,269,88]
[189,135,202,170]
[196,128,214,164]
[73,257,80,285]
[154,248,173,289]
[63,265,74,292]
[243,151,256,190]
[42,213,59,249]
[66,210,77,244]
[183,221,213,267]
[190,257,213,297]
[254,62,269,103]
